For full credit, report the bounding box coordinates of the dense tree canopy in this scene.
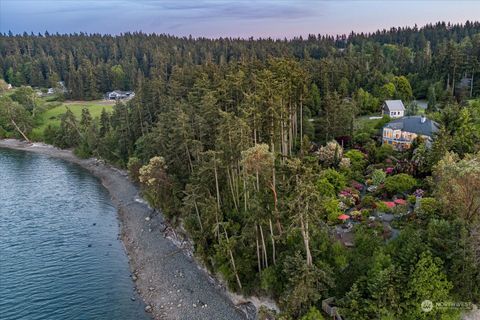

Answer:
[1,22,479,319]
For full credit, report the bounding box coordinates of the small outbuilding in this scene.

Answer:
[382,100,405,118]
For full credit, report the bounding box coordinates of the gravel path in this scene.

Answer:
[0,139,248,320]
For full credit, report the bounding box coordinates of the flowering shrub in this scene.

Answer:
[385,167,394,174]
[351,210,362,220]
[339,188,360,207]
[376,201,392,213]
[383,201,396,208]
[413,189,425,198]
[317,140,343,167]
[339,157,351,170]
[351,181,364,191]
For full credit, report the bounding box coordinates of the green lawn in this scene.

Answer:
[469,98,480,105]
[355,115,385,132]
[32,100,115,137]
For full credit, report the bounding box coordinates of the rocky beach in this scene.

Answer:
[0,139,248,320]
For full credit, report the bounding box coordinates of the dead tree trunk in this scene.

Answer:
[11,119,30,142]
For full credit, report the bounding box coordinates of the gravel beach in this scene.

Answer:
[0,139,248,320]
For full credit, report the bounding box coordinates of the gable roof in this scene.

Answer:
[384,116,439,137]
[384,100,405,111]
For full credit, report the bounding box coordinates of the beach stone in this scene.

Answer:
[145,217,150,221]
[87,244,92,247]
[130,297,136,301]
[132,275,138,281]
[144,305,152,313]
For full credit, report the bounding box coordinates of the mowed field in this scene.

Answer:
[32,100,115,136]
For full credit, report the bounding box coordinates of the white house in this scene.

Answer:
[107,90,135,100]
[382,100,405,118]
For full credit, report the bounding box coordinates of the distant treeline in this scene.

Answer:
[1,21,479,100]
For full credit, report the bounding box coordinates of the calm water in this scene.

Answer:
[0,148,149,320]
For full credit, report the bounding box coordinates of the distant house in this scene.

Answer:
[47,88,55,95]
[107,90,135,100]
[382,115,439,150]
[382,100,405,118]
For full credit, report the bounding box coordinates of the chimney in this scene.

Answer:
[421,115,426,123]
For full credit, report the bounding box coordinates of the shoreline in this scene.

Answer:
[0,139,248,320]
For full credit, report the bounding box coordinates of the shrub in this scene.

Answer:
[416,197,440,220]
[371,169,386,186]
[323,198,342,223]
[351,210,362,220]
[316,178,336,197]
[300,307,325,320]
[73,144,92,158]
[361,195,376,208]
[127,157,142,182]
[377,144,394,162]
[317,140,343,167]
[392,204,408,216]
[320,169,347,193]
[376,201,391,213]
[353,132,372,145]
[384,173,417,194]
[0,126,7,138]
[361,209,372,217]
[407,194,416,204]
[344,149,367,172]
[42,124,59,145]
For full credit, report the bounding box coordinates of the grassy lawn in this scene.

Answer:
[32,100,115,137]
[355,115,385,132]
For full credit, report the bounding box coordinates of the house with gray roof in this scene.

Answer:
[107,90,135,100]
[382,115,439,150]
[382,100,405,118]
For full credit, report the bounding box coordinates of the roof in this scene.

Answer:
[383,100,405,111]
[384,116,439,137]
[109,90,133,95]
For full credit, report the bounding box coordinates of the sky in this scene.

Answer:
[1,0,479,39]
